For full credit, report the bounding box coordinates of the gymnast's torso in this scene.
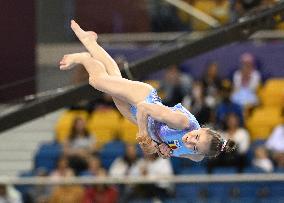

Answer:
[130,89,201,157]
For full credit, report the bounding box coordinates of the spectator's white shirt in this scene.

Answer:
[129,157,174,189]
[223,128,250,154]
[266,125,284,152]
[253,158,274,172]
[233,69,261,91]
[109,157,136,177]
[0,186,22,203]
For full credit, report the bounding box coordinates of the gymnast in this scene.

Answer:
[59,20,235,161]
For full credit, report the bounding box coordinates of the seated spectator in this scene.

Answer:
[124,154,174,201]
[182,81,213,126]
[160,64,192,106]
[28,168,51,203]
[48,171,84,203]
[215,81,244,129]
[211,0,230,24]
[64,117,96,175]
[252,146,274,172]
[0,184,22,203]
[50,156,74,181]
[80,155,104,177]
[207,112,250,173]
[64,117,96,157]
[201,61,222,108]
[82,169,119,203]
[109,144,139,177]
[231,52,261,107]
[266,124,284,168]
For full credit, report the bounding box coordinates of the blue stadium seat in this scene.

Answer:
[228,197,255,203]
[274,168,284,173]
[100,140,125,169]
[270,182,284,197]
[207,183,234,200]
[243,166,265,173]
[212,167,237,174]
[176,183,202,199]
[257,197,284,203]
[170,157,182,174]
[180,167,207,175]
[34,141,62,172]
[237,183,263,198]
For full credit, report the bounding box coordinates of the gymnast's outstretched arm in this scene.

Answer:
[136,102,189,135]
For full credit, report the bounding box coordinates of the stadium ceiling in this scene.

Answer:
[1,2,284,133]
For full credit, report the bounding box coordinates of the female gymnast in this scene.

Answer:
[59,20,236,161]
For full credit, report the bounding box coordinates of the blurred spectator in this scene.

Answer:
[64,117,96,157]
[201,61,222,108]
[231,52,261,107]
[230,0,263,22]
[64,117,96,175]
[50,156,74,181]
[82,169,119,203]
[182,81,213,126]
[252,146,274,172]
[266,124,284,152]
[215,81,244,129]
[0,184,22,203]
[48,185,84,203]
[80,155,104,177]
[28,168,51,203]
[211,0,230,24]
[148,1,189,32]
[109,144,139,177]
[207,112,250,173]
[266,124,284,168]
[124,154,174,201]
[160,64,192,106]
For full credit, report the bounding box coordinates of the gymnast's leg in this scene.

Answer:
[60,53,153,107]
[68,20,152,123]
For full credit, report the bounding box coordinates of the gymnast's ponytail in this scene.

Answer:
[206,129,236,158]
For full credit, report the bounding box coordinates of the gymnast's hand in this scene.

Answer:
[157,143,172,159]
[136,132,158,154]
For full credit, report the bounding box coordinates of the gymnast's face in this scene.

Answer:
[182,128,211,154]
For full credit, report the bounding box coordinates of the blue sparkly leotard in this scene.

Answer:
[130,89,201,157]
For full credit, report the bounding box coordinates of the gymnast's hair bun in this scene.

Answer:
[223,139,237,153]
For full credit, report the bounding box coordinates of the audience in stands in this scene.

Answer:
[211,0,230,24]
[182,81,213,126]
[28,168,50,203]
[80,155,104,177]
[64,117,96,156]
[64,117,96,175]
[201,61,222,109]
[49,184,84,203]
[252,146,274,172]
[109,144,139,177]
[215,81,244,129]
[0,184,22,203]
[148,1,189,32]
[266,124,284,168]
[231,52,261,107]
[49,156,74,181]
[207,112,250,173]
[82,169,119,203]
[160,64,192,106]
[124,154,174,201]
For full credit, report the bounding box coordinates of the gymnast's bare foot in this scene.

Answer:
[59,52,91,70]
[71,20,98,43]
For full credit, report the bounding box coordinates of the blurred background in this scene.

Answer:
[0,0,284,203]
